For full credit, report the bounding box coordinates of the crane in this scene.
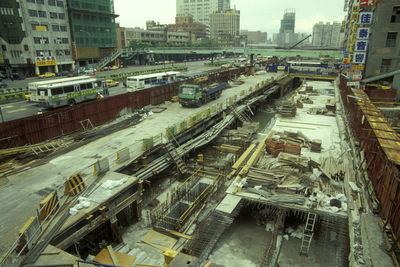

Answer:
[289,34,312,49]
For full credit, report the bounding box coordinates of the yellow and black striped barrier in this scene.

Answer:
[39,192,59,221]
[64,173,86,196]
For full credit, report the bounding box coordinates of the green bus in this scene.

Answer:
[32,76,108,108]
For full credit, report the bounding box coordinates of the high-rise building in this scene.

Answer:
[176,0,230,26]
[240,30,267,44]
[210,8,240,47]
[279,9,295,34]
[67,0,118,66]
[0,0,74,76]
[343,0,400,79]
[312,22,343,48]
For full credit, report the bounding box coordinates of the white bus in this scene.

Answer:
[28,76,95,102]
[126,71,179,92]
[32,76,108,108]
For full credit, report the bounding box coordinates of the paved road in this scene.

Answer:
[0,60,226,122]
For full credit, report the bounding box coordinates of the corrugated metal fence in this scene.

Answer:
[339,77,400,246]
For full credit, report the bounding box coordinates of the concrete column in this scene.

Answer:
[35,65,40,76]
[54,64,59,74]
[136,180,143,221]
[110,215,122,243]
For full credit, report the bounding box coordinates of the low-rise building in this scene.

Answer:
[240,30,267,44]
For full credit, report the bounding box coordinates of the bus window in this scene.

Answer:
[38,89,48,96]
[86,82,93,89]
[144,78,151,85]
[80,83,87,90]
[51,87,63,96]
[64,86,74,93]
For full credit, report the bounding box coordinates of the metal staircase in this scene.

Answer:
[164,142,187,175]
[300,212,317,255]
[31,141,67,156]
[228,104,252,123]
[96,49,123,69]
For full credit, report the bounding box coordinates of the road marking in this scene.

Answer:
[0,105,13,109]
[7,108,26,114]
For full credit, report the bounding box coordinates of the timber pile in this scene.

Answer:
[265,138,284,157]
[279,101,297,117]
[298,96,314,104]
[265,131,308,157]
[223,122,259,143]
[277,152,309,170]
[310,139,322,153]
[320,155,345,181]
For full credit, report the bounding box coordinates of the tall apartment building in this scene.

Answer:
[67,0,118,66]
[312,21,342,48]
[210,8,240,47]
[343,0,400,79]
[0,0,74,76]
[280,9,295,34]
[176,0,230,26]
[240,30,267,44]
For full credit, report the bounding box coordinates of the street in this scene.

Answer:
[0,60,224,122]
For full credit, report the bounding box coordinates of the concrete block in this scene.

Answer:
[94,157,110,176]
[117,148,130,164]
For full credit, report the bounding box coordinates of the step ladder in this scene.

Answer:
[164,142,187,175]
[300,212,317,255]
[228,104,252,123]
[31,141,68,156]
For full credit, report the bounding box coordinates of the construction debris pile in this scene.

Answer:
[221,121,260,145]
[279,101,297,117]
[296,85,336,116]
[265,130,321,156]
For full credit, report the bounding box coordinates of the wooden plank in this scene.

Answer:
[107,245,120,266]
[93,248,136,267]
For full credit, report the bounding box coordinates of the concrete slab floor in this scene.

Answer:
[278,235,344,267]
[209,212,272,267]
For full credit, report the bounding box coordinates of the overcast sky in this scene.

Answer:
[114,0,346,36]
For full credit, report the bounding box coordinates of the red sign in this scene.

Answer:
[360,0,375,6]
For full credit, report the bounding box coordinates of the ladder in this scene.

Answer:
[164,142,187,175]
[229,104,252,123]
[31,141,67,156]
[300,212,317,255]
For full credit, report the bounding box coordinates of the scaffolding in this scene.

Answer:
[150,168,225,232]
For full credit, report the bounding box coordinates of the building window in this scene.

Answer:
[56,49,63,56]
[60,25,67,32]
[62,37,69,43]
[2,45,6,51]
[24,45,29,51]
[64,49,71,55]
[34,37,49,44]
[391,7,400,23]
[52,24,60,31]
[50,12,57,19]
[28,9,38,17]
[381,59,392,73]
[27,0,35,3]
[56,0,63,7]
[58,13,65,19]
[38,10,46,18]
[48,0,56,5]
[36,0,44,4]
[386,32,397,47]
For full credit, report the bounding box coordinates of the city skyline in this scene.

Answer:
[115,0,345,34]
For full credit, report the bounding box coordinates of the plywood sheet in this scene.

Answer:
[93,248,136,267]
[141,229,177,250]
[216,194,242,214]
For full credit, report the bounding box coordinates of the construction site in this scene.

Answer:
[0,61,399,267]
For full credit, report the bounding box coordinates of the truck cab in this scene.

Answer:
[178,84,203,107]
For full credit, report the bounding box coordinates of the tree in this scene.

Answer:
[129,40,152,50]
[193,38,219,48]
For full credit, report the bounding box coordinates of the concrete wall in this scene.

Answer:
[365,1,400,78]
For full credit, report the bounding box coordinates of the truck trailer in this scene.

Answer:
[179,82,228,107]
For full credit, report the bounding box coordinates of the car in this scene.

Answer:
[38,72,56,78]
[110,66,119,70]
[0,81,7,88]
[101,66,110,71]
[10,73,25,80]
[59,70,71,76]
[0,72,7,79]
[24,93,30,101]
[105,79,119,87]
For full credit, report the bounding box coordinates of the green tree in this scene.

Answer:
[129,40,152,50]
[194,38,219,48]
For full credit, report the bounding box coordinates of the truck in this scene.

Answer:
[179,80,228,107]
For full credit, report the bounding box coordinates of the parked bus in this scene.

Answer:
[287,61,329,74]
[28,76,95,102]
[126,71,179,92]
[30,76,108,108]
